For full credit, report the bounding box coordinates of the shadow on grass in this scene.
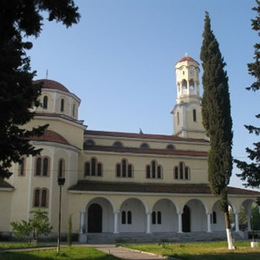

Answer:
[175,252,260,260]
[0,248,120,260]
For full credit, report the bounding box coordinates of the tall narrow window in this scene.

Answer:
[146,160,162,179]
[35,158,41,176]
[43,96,48,109]
[41,189,47,207]
[72,103,75,116]
[174,162,190,180]
[18,158,25,176]
[177,112,180,125]
[84,157,102,177]
[58,159,65,178]
[127,211,132,224]
[35,157,50,177]
[60,98,64,112]
[43,157,49,176]
[193,109,197,122]
[115,159,133,178]
[34,189,40,207]
[122,211,126,224]
[212,211,217,224]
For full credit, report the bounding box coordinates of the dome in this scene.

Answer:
[30,130,70,145]
[178,54,199,65]
[34,79,70,93]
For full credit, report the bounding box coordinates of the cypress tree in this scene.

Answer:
[235,1,260,189]
[200,12,234,249]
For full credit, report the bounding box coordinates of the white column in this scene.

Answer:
[146,212,151,234]
[113,211,119,234]
[178,213,183,233]
[235,212,239,232]
[207,213,212,233]
[79,211,86,233]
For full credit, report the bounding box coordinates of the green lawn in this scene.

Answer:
[123,241,260,260]
[0,246,120,260]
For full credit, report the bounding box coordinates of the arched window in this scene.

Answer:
[83,139,95,149]
[43,157,49,176]
[113,141,124,147]
[58,159,65,178]
[174,162,190,180]
[146,160,162,179]
[182,79,187,89]
[35,157,50,177]
[18,157,25,176]
[84,157,102,177]
[34,189,40,207]
[35,157,41,176]
[33,188,49,208]
[140,143,150,149]
[166,144,175,150]
[60,98,64,112]
[41,189,47,207]
[43,96,48,109]
[189,79,195,92]
[115,159,133,178]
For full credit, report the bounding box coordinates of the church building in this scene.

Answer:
[1,55,259,243]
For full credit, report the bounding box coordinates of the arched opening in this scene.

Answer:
[182,205,191,232]
[88,203,102,233]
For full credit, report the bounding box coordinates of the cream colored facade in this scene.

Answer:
[0,56,259,242]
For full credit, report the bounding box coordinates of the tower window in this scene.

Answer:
[113,141,124,147]
[177,112,180,125]
[58,159,65,178]
[43,96,48,109]
[60,98,64,112]
[193,109,197,122]
[140,143,150,148]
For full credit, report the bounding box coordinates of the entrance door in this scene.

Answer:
[88,203,102,233]
[182,205,191,232]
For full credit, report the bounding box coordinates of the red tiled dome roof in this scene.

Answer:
[178,56,198,64]
[30,130,70,145]
[34,79,70,93]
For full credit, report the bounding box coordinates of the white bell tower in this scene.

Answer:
[171,54,206,139]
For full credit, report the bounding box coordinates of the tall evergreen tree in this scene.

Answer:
[0,1,80,179]
[200,12,234,249]
[235,0,260,189]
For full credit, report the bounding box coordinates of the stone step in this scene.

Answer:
[85,231,247,244]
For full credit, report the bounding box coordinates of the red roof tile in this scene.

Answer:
[69,180,260,196]
[85,130,208,143]
[34,79,70,93]
[178,56,199,65]
[85,145,207,157]
[30,130,70,145]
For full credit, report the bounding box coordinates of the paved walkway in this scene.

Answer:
[89,244,171,260]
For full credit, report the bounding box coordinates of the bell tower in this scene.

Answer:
[171,54,206,139]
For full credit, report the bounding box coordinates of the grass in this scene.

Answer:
[123,241,260,260]
[0,246,120,260]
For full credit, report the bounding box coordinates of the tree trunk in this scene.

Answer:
[224,211,235,250]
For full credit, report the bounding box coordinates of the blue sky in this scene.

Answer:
[28,0,259,188]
